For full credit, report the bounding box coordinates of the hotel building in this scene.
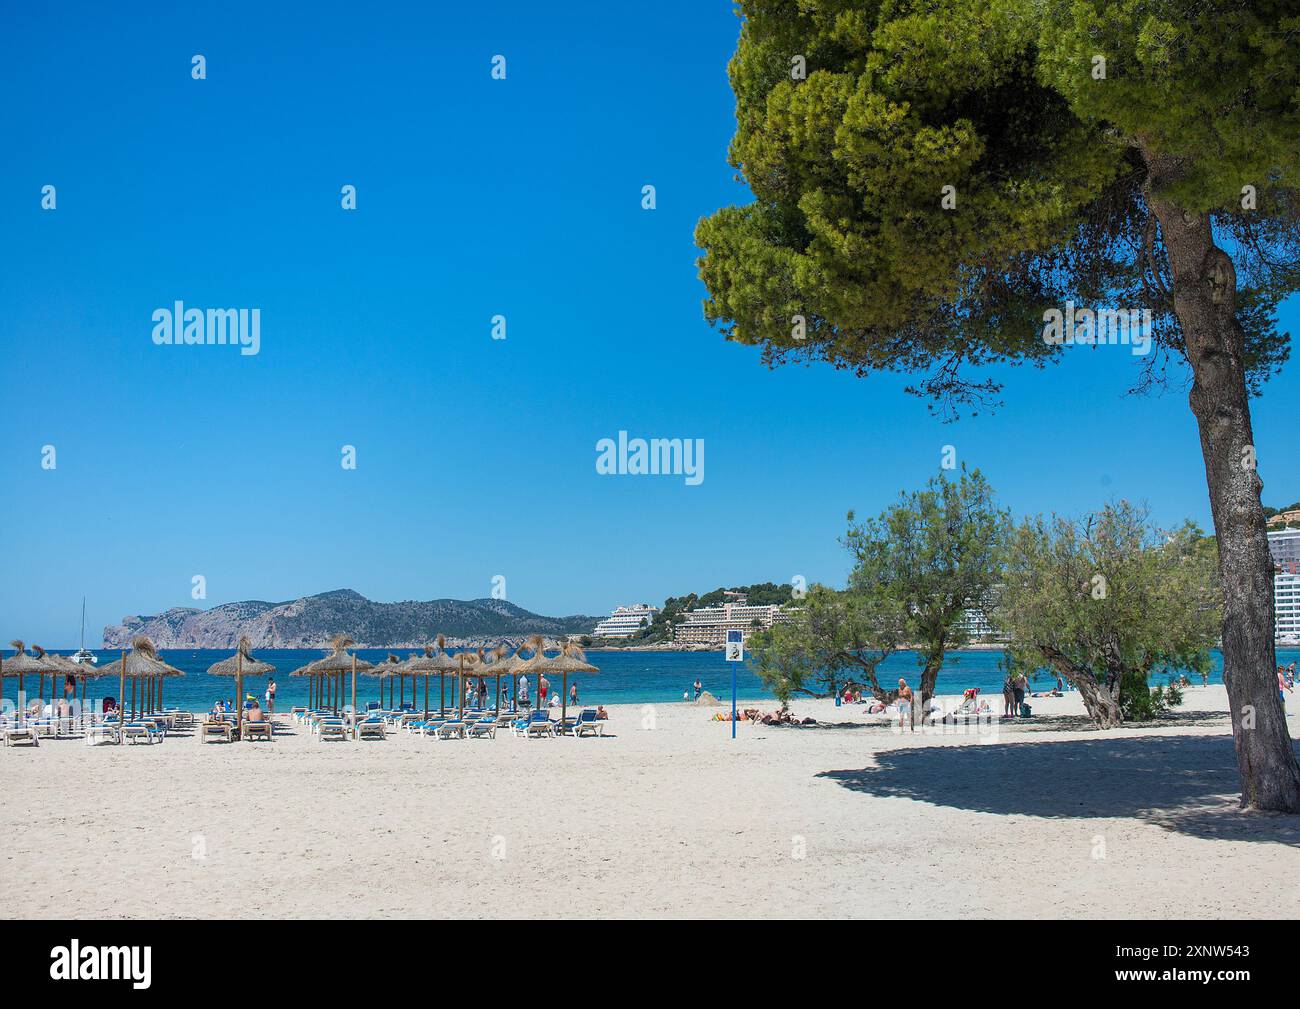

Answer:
[1270,528,1300,644]
[592,603,658,639]
[671,595,793,646]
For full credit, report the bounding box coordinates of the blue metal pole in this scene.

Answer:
[731,658,737,739]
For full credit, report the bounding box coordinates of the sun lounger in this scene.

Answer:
[241,721,273,741]
[466,718,496,739]
[435,720,467,739]
[357,720,386,740]
[3,725,38,746]
[122,723,157,744]
[201,721,233,743]
[521,710,555,738]
[568,708,604,738]
[85,723,120,745]
[318,720,348,742]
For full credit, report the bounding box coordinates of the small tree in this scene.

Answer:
[748,584,905,704]
[996,502,1219,727]
[844,466,1009,721]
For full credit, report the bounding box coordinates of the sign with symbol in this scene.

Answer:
[725,629,743,662]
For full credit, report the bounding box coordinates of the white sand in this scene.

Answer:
[3,685,1298,919]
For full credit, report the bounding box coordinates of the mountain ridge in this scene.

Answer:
[102,589,599,648]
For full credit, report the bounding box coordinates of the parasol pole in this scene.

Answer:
[117,649,126,744]
[236,650,244,741]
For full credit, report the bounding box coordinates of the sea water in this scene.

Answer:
[11,647,1299,712]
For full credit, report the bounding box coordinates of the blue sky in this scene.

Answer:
[2,1,1298,645]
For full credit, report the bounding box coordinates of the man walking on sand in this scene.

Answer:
[265,676,276,717]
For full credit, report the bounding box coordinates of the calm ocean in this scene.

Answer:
[12,646,1300,711]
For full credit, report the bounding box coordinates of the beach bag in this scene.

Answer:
[1019,702,1032,717]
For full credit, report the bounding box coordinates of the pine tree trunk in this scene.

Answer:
[1144,160,1300,811]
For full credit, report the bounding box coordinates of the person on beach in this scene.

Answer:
[570,682,579,706]
[477,679,488,709]
[1279,667,1292,710]
[539,675,550,706]
[1002,676,1015,718]
[518,674,530,709]
[896,678,913,731]
[246,699,265,723]
[693,679,703,701]
[265,677,276,716]
[1012,673,1028,716]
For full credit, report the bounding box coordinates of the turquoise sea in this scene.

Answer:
[6,646,1299,711]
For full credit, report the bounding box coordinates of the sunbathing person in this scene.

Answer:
[245,701,265,723]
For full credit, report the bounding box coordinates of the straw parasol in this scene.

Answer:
[288,635,372,734]
[454,647,483,718]
[417,635,460,716]
[95,636,185,738]
[37,647,103,713]
[368,653,404,711]
[480,643,526,714]
[399,645,457,719]
[207,637,276,737]
[515,636,598,724]
[3,641,55,724]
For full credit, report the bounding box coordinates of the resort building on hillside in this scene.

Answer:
[1270,528,1300,643]
[1267,508,1300,528]
[592,603,658,639]
[672,597,793,646]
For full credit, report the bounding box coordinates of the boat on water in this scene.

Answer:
[70,597,97,665]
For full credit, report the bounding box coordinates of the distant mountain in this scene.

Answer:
[102,589,598,649]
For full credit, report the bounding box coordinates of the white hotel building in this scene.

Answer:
[1270,528,1300,644]
[672,596,793,646]
[592,604,658,639]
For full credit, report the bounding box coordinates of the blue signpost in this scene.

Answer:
[725,630,743,739]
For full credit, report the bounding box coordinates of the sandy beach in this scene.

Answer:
[3,685,1298,919]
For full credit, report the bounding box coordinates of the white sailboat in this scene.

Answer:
[71,597,97,665]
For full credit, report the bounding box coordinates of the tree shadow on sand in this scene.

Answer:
[817,733,1300,847]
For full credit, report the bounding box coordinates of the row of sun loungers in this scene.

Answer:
[284,705,608,741]
[5,705,608,747]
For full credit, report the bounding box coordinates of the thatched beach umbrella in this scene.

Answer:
[289,635,372,732]
[3,641,53,724]
[419,635,460,716]
[481,644,525,714]
[207,637,276,738]
[96,637,185,739]
[516,637,598,725]
[368,653,404,710]
[39,648,102,714]
[399,645,454,719]
[454,648,483,718]
[27,645,59,704]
